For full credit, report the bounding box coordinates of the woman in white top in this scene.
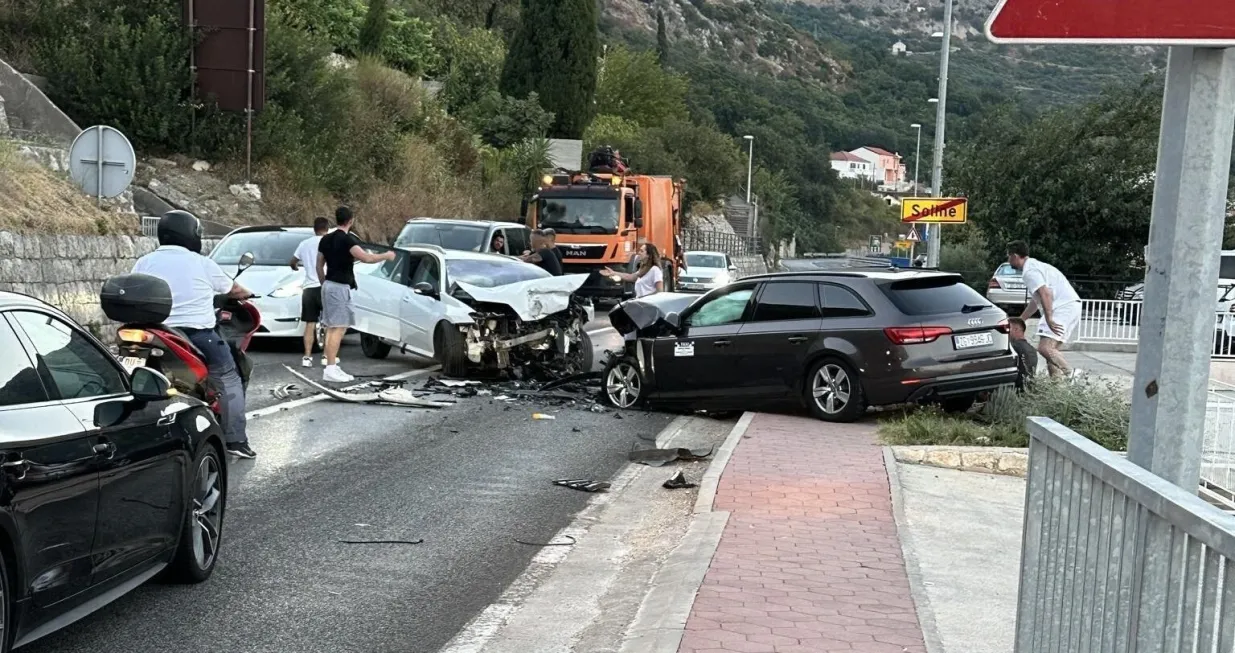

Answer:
[604,243,664,298]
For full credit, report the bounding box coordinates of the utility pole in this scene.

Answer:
[743,135,754,204]
[927,0,954,269]
[911,123,922,192]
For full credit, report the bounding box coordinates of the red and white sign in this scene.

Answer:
[986,0,1235,46]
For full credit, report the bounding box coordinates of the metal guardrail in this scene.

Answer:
[1016,417,1235,652]
[682,228,762,257]
[1074,299,1235,360]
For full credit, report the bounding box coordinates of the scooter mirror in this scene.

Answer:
[238,252,256,272]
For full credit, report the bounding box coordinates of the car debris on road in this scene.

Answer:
[283,365,454,408]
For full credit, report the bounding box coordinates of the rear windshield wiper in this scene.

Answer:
[961,304,988,314]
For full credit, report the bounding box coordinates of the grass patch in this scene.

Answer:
[879,377,1130,451]
[0,139,136,235]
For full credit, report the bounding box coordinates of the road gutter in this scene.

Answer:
[884,447,948,653]
[618,411,756,653]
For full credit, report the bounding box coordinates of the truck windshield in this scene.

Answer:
[538,197,620,234]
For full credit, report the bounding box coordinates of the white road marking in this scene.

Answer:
[438,416,693,653]
[245,366,440,419]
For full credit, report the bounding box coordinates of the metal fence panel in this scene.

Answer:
[1016,418,1235,653]
[681,228,762,257]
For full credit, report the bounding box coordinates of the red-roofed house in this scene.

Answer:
[851,146,907,187]
[829,152,874,181]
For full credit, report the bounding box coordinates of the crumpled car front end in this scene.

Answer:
[453,274,594,376]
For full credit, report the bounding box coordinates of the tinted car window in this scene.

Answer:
[504,228,530,255]
[212,230,308,266]
[819,284,871,318]
[752,282,820,322]
[0,317,49,407]
[686,253,727,268]
[12,311,127,400]
[395,223,489,251]
[880,277,990,316]
[687,288,755,328]
[446,258,549,288]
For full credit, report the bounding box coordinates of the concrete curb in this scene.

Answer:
[884,448,947,653]
[891,445,1029,478]
[693,412,754,514]
[618,412,755,653]
[617,511,731,653]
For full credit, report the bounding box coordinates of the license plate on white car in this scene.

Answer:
[120,356,147,373]
[954,332,993,350]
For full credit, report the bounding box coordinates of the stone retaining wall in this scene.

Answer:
[891,446,1030,477]
[0,231,216,339]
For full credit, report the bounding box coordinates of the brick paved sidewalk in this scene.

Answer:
[678,413,927,653]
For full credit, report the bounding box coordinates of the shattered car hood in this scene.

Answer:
[455,274,589,322]
[609,293,698,336]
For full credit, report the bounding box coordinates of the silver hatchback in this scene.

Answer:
[986,263,1028,312]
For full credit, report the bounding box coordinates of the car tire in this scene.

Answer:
[360,333,391,359]
[436,324,470,378]
[166,443,225,584]
[574,329,595,374]
[804,357,865,423]
[940,395,976,414]
[0,541,11,653]
[602,355,646,409]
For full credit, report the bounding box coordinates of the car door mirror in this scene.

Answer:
[413,282,439,300]
[131,367,173,401]
[728,266,739,275]
[665,311,682,330]
[632,199,644,229]
[237,252,255,272]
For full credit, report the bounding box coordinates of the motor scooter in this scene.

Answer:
[103,252,262,416]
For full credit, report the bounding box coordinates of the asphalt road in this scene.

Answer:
[25,315,656,653]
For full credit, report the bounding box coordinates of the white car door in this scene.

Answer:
[352,248,415,344]
[398,253,446,357]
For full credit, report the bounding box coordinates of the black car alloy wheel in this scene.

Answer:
[605,358,643,409]
[192,454,223,570]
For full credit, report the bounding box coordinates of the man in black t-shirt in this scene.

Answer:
[521,229,563,276]
[315,206,395,382]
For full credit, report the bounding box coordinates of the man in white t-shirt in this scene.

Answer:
[1009,240,1082,378]
[290,217,330,367]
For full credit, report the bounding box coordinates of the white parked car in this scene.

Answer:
[678,251,741,293]
[351,245,595,377]
[985,263,1028,313]
[210,225,319,339]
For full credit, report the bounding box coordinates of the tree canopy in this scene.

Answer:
[499,0,600,138]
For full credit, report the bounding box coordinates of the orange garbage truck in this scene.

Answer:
[525,149,685,302]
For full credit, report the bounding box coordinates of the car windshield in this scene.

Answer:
[687,253,727,268]
[394,223,489,251]
[538,196,620,234]
[880,276,991,316]
[211,231,309,266]
[447,258,550,288]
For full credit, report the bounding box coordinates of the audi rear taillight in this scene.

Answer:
[988,278,1000,289]
[884,326,953,345]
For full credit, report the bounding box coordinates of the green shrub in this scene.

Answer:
[439,25,507,114]
[879,377,1130,450]
[465,91,554,148]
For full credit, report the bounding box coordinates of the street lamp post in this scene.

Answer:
[743,135,754,204]
[910,123,922,192]
[927,0,954,268]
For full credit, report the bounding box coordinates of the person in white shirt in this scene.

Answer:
[1009,240,1083,379]
[603,243,665,342]
[290,217,330,368]
[132,211,256,459]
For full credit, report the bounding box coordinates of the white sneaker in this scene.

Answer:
[302,356,313,368]
[322,356,338,367]
[323,365,354,383]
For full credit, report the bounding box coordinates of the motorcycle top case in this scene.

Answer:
[100,273,174,324]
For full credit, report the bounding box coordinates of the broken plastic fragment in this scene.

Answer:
[553,479,612,492]
[663,470,698,490]
[532,413,556,420]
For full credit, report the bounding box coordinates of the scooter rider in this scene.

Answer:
[132,210,258,459]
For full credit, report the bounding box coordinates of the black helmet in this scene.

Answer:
[157,210,203,253]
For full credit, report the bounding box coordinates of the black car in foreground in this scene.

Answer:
[0,291,227,650]
[602,269,1018,421]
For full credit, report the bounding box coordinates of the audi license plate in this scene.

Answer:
[953,332,993,350]
[120,356,147,373]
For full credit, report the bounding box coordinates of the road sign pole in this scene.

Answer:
[926,0,954,269]
[1130,46,1235,489]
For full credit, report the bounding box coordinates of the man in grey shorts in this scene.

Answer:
[315,206,395,382]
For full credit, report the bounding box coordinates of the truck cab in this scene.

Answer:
[527,168,683,302]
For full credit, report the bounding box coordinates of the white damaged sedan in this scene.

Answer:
[351,245,595,377]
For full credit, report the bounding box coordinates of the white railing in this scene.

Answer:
[1205,380,1235,511]
[1075,298,1235,360]
[139,215,159,238]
